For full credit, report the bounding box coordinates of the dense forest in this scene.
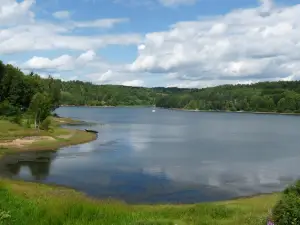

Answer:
[2,60,300,116]
[52,73,300,114]
[156,82,300,113]
[0,61,61,128]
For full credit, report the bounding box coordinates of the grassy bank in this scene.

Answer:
[0,117,97,156]
[0,179,278,225]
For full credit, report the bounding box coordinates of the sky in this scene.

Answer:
[1,0,300,88]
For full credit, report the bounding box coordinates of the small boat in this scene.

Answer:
[85,129,98,134]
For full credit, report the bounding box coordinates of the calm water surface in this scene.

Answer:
[1,107,300,203]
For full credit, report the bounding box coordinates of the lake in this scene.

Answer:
[1,107,300,204]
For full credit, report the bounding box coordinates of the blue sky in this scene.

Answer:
[1,0,300,87]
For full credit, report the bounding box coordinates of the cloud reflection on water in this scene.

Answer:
[2,107,300,203]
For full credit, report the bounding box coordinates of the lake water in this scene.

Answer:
[1,107,300,203]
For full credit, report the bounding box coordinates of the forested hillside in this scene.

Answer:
[156,82,300,113]
[58,75,300,113]
[2,60,300,114]
[59,81,156,106]
[58,82,195,106]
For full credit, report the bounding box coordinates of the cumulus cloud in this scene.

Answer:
[0,0,35,25]
[86,67,145,86]
[129,1,300,87]
[0,23,141,54]
[122,79,145,86]
[22,50,97,71]
[3,0,300,88]
[0,0,139,55]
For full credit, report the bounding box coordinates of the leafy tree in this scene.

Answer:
[0,61,6,101]
[40,117,52,131]
[28,92,52,129]
[0,100,20,117]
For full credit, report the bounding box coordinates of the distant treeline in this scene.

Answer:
[156,82,300,113]
[58,76,300,114]
[2,60,300,115]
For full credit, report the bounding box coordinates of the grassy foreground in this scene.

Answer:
[0,179,278,225]
[0,117,97,156]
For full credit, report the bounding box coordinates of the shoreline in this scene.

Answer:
[0,116,97,157]
[60,105,152,108]
[60,105,300,116]
[164,107,300,116]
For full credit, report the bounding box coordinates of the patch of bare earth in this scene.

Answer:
[0,136,55,148]
[57,131,75,139]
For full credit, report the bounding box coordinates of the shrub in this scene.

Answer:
[52,112,60,118]
[9,113,22,125]
[40,117,52,131]
[0,100,20,116]
[273,180,300,225]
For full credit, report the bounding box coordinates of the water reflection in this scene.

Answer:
[2,107,300,203]
[0,150,239,203]
[0,151,56,180]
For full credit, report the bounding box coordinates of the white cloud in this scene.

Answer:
[122,79,145,86]
[0,0,35,25]
[0,0,139,55]
[53,10,71,20]
[77,50,96,63]
[129,1,300,87]
[22,50,97,71]
[0,23,141,54]
[85,67,146,86]
[3,0,300,88]
[23,55,73,70]
[95,70,114,83]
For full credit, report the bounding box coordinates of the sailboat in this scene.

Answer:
[152,96,156,112]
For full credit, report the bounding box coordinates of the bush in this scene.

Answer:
[0,100,20,116]
[52,112,60,118]
[9,113,22,125]
[40,117,52,131]
[273,180,300,225]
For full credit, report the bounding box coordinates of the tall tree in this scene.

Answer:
[28,92,52,129]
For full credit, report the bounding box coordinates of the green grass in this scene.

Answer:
[0,179,279,225]
[0,120,45,141]
[0,118,97,154]
[51,117,86,126]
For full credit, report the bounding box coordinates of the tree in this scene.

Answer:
[0,60,6,101]
[46,76,61,111]
[185,100,199,110]
[28,92,52,129]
